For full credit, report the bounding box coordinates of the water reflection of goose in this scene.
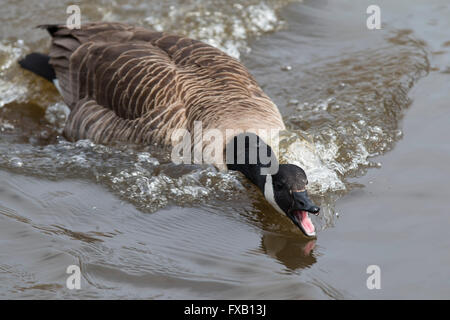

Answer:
[261,232,317,271]
[247,197,317,270]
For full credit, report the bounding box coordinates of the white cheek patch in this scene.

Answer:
[264,174,285,215]
[53,79,63,95]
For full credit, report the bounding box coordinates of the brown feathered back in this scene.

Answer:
[45,22,285,164]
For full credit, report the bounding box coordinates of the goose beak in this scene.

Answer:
[289,191,320,238]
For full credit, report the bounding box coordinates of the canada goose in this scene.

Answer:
[18,22,320,237]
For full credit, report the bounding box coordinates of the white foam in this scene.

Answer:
[142,1,293,59]
[0,40,29,108]
[278,131,346,195]
[44,102,70,134]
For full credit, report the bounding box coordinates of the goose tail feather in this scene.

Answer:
[37,24,62,36]
[18,52,56,82]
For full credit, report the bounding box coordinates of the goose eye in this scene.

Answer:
[274,181,284,190]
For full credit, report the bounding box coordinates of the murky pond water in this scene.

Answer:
[1,0,449,299]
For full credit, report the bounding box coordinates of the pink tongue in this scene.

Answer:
[300,211,315,234]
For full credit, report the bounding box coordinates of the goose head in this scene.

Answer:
[264,164,320,237]
[226,133,320,238]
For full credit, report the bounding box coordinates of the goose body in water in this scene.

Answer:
[19,22,320,237]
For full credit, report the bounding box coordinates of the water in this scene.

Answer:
[0,0,449,299]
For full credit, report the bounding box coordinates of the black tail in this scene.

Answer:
[18,52,56,82]
[37,24,61,36]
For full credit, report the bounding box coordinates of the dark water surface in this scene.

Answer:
[0,0,449,299]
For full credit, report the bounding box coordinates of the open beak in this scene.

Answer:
[289,191,320,238]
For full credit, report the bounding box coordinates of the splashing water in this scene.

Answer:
[278,32,429,197]
[97,0,299,59]
[0,40,29,108]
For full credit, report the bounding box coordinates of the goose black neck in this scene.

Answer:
[225,132,279,191]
